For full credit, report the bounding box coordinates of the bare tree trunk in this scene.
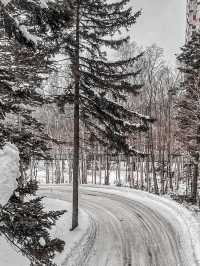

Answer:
[105,150,110,185]
[99,147,102,185]
[45,160,50,184]
[19,161,25,201]
[81,151,84,184]
[140,157,144,189]
[84,154,88,184]
[136,157,139,188]
[192,154,199,203]
[167,92,173,191]
[30,158,33,180]
[68,156,72,183]
[51,161,54,183]
[125,157,129,185]
[160,148,165,194]
[94,144,97,184]
[61,160,65,183]
[149,125,159,194]
[71,0,80,230]
[116,154,121,185]
[55,159,61,184]
[130,156,135,188]
[91,153,94,184]
[176,157,181,190]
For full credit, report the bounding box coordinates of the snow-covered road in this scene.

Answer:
[40,185,200,266]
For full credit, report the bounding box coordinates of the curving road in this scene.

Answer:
[40,185,200,266]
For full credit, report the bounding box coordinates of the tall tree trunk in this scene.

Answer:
[61,160,65,183]
[68,156,72,183]
[99,147,102,185]
[94,144,97,184]
[192,126,200,203]
[161,149,164,193]
[19,160,25,201]
[71,0,80,230]
[116,154,121,185]
[149,125,159,194]
[140,157,144,189]
[45,160,50,184]
[192,156,198,204]
[136,157,139,188]
[81,150,84,184]
[167,93,173,191]
[192,151,199,204]
[105,150,110,185]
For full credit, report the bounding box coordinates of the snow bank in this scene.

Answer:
[0,198,90,266]
[0,237,29,266]
[42,198,90,265]
[0,142,19,206]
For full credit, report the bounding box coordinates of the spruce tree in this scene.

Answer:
[0,181,66,266]
[61,0,153,229]
[0,0,73,148]
[0,1,73,264]
[177,32,200,203]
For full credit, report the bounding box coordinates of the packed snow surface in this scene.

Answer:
[0,142,19,206]
[41,184,200,266]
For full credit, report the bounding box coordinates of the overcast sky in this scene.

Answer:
[129,0,187,66]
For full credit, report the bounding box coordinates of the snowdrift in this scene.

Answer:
[0,142,19,206]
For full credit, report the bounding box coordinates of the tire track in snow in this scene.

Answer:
[61,215,96,266]
[40,186,199,266]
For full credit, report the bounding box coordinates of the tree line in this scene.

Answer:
[0,0,153,265]
[34,38,200,208]
[1,0,200,265]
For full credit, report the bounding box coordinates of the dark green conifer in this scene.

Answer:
[61,0,153,229]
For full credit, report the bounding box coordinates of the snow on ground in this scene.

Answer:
[40,184,200,265]
[43,198,90,265]
[83,185,200,265]
[0,198,90,266]
[0,142,19,206]
[0,237,29,266]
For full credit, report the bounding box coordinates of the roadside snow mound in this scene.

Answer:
[0,198,91,266]
[0,142,19,206]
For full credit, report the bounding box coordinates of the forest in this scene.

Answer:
[0,0,200,266]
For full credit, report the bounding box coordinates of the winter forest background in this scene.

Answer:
[1,0,200,266]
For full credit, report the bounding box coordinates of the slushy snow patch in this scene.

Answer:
[0,142,19,206]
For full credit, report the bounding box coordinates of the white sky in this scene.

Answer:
[129,0,187,66]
